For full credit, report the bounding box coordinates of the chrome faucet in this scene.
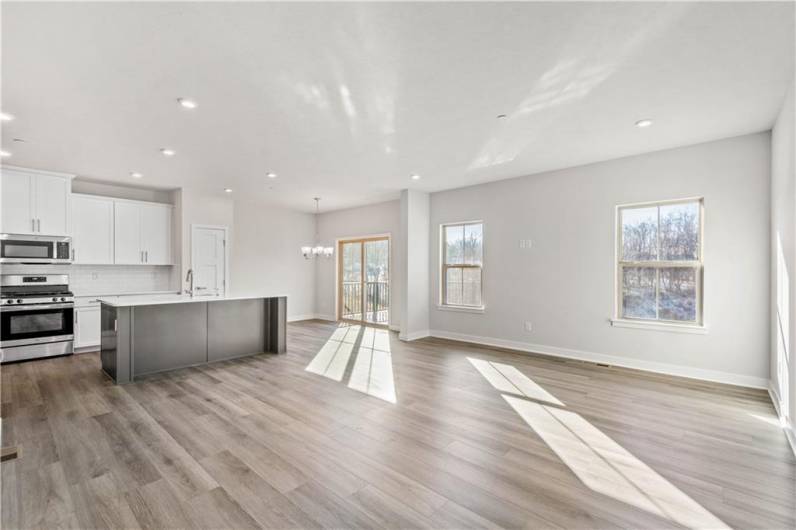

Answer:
[184,269,194,295]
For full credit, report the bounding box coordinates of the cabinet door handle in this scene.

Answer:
[71,249,76,261]
[32,218,35,232]
[146,250,149,263]
[37,219,41,232]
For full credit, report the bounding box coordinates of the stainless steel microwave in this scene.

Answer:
[0,234,72,264]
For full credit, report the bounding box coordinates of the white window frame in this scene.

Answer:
[613,197,705,331]
[439,220,485,311]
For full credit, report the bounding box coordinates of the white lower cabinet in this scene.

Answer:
[75,306,101,349]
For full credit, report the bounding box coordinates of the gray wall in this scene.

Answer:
[316,200,402,328]
[429,133,771,386]
[771,80,795,434]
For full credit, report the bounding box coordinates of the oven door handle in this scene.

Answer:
[0,303,74,312]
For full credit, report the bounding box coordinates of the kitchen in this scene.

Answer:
[0,165,286,375]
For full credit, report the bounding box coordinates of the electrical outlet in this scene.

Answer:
[524,321,533,332]
[91,272,99,280]
[519,239,532,249]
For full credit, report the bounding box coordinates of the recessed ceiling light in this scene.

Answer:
[411,174,421,180]
[130,171,143,179]
[0,112,14,122]
[266,172,277,179]
[497,114,507,119]
[635,119,653,128]
[177,98,197,109]
[224,188,233,193]
[160,148,176,156]
[0,150,11,158]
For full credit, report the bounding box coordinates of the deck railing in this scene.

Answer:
[342,281,389,324]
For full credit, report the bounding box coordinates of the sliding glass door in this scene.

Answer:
[339,237,389,325]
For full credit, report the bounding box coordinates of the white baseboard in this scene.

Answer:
[287,314,316,322]
[288,313,336,322]
[400,329,431,342]
[428,329,769,390]
[768,383,796,458]
[389,324,400,332]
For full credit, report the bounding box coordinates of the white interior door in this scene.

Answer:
[191,226,226,297]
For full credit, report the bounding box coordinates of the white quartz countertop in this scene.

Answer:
[97,293,286,307]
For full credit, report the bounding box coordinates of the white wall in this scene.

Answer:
[72,179,173,204]
[177,189,234,291]
[230,200,316,320]
[400,190,430,339]
[316,200,402,328]
[771,80,795,447]
[429,133,771,387]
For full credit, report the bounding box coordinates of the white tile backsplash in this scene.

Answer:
[0,263,175,295]
[70,265,174,295]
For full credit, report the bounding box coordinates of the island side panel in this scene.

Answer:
[131,302,208,378]
[207,298,266,362]
[101,304,132,384]
[264,296,287,354]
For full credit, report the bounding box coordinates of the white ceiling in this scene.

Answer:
[2,2,793,212]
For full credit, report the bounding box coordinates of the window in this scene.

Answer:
[441,221,483,308]
[617,199,703,325]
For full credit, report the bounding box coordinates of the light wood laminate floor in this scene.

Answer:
[1,320,794,529]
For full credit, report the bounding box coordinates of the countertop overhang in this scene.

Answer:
[98,293,288,308]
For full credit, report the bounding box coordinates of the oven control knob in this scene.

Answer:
[16,299,23,304]
[60,297,66,302]
[5,300,12,304]
[52,297,58,302]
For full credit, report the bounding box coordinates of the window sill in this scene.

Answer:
[610,318,707,334]
[437,304,485,314]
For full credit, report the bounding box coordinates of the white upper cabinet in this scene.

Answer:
[113,199,173,265]
[72,194,114,264]
[0,170,33,234]
[35,174,70,236]
[140,203,172,265]
[114,201,143,264]
[1,167,72,235]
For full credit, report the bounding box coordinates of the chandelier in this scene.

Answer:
[302,197,334,259]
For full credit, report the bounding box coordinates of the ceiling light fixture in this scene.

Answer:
[301,198,334,259]
[130,172,143,179]
[411,174,421,180]
[635,118,653,128]
[160,148,176,156]
[177,98,197,109]
[0,150,10,158]
[224,188,233,193]
[266,172,277,179]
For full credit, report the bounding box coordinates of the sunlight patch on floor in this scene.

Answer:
[468,357,563,406]
[503,395,730,530]
[305,324,360,381]
[348,327,396,403]
[306,324,397,403]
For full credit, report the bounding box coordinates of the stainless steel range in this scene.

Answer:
[0,274,74,363]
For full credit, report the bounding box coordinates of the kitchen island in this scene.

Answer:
[99,294,286,383]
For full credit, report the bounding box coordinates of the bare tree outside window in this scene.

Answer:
[442,222,483,307]
[618,200,702,324]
